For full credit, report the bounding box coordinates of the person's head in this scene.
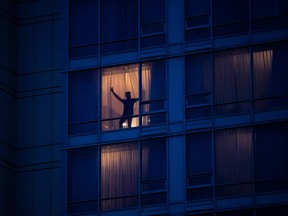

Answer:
[125,91,131,99]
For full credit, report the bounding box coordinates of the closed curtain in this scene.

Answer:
[101,143,139,210]
[214,48,250,114]
[101,64,139,130]
[215,128,253,195]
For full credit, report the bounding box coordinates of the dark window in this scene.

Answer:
[101,0,138,53]
[213,0,249,36]
[140,0,166,48]
[141,60,166,126]
[185,53,212,120]
[252,0,288,31]
[186,132,213,201]
[69,0,98,58]
[215,128,253,197]
[254,122,288,194]
[253,41,288,110]
[141,138,167,205]
[69,70,98,135]
[185,0,211,41]
[67,147,99,214]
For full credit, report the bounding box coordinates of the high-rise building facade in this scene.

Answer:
[1,0,288,215]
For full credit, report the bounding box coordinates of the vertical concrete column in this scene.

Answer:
[167,0,184,45]
[168,57,185,133]
[168,135,186,215]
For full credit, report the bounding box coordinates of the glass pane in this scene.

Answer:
[185,0,210,18]
[142,138,166,180]
[69,0,98,47]
[69,70,98,135]
[68,147,99,213]
[141,35,166,48]
[101,143,139,210]
[253,41,288,100]
[142,101,165,113]
[142,113,166,126]
[187,174,212,187]
[185,27,211,41]
[142,180,166,192]
[141,192,166,205]
[187,187,213,201]
[254,122,288,184]
[185,53,211,95]
[101,64,139,130]
[101,0,138,42]
[216,209,254,216]
[142,60,166,101]
[186,132,212,175]
[213,0,249,24]
[141,0,165,24]
[186,106,211,120]
[215,183,253,197]
[214,101,251,116]
[142,23,165,35]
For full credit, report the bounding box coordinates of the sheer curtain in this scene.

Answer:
[214,48,251,115]
[101,64,139,130]
[68,148,99,213]
[101,143,139,210]
[141,60,166,126]
[215,128,253,196]
[253,49,273,98]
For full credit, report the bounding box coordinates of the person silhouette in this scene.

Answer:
[111,87,139,129]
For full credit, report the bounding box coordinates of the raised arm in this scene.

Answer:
[111,87,123,102]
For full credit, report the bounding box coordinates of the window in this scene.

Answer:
[215,128,253,197]
[185,53,212,120]
[253,41,288,110]
[101,143,139,210]
[101,64,139,130]
[254,122,288,194]
[140,0,166,48]
[101,60,166,131]
[141,60,166,126]
[68,69,98,135]
[251,0,288,31]
[67,147,99,214]
[67,139,167,214]
[213,0,249,37]
[141,138,167,205]
[101,0,138,54]
[214,48,251,116]
[185,0,211,42]
[69,0,98,58]
[186,132,213,201]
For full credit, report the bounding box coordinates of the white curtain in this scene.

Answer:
[215,128,253,185]
[214,48,250,114]
[101,64,139,130]
[253,50,273,98]
[101,143,139,210]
